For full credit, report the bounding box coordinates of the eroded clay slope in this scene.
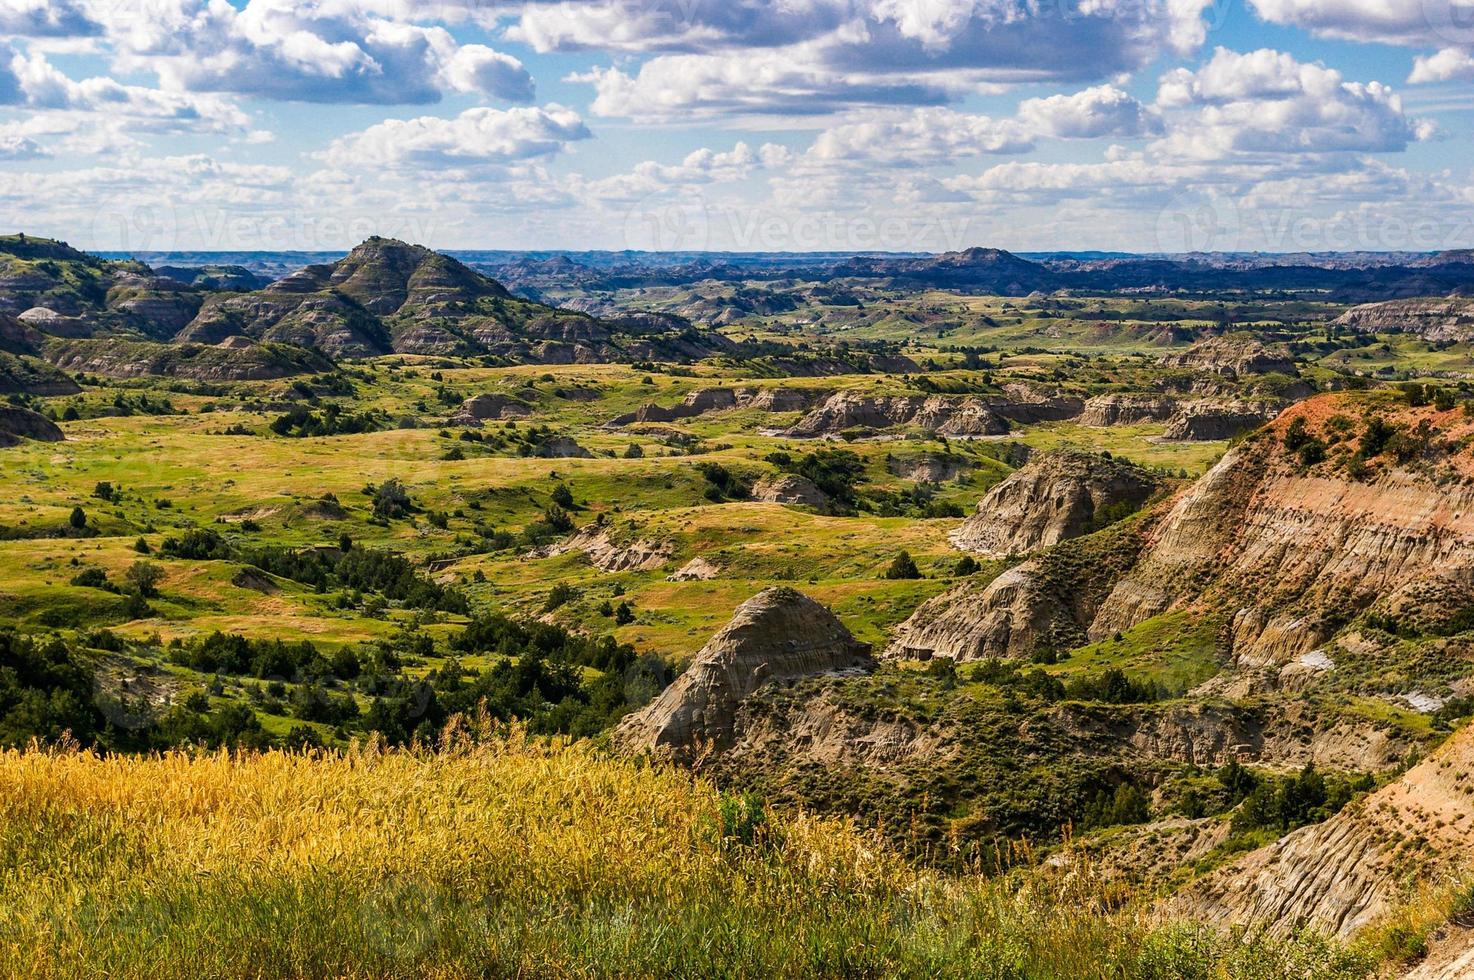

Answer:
[1091,394,1474,666]
[1169,723,1474,938]
[949,450,1159,558]
[1160,336,1297,377]
[888,513,1154,663]
[614,587,872,757]
[1335,296,1474,343]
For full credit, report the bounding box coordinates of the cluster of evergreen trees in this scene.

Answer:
[0,612,672,753]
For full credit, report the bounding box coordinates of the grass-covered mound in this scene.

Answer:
[0,726,1374,979]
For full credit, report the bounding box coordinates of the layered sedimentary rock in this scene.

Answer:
[0,312,44,355]
[183,290,390,358]
[682,387,739,413]
[1161,401,1279,441]
[1334,296,1474,343]
[888,452,972,482]
[1057,699,1412,770]
[1160,337,1296,376]
[747,387,814,412]
[42,337,333,380]
[1079,393,1178,426]
[627,390,725,424]
[885,562,1075,662]
[1091,396,1474,667]
[614,587,872,756]
[530,526,672,572]
[668,557,721,581]
[783,391,1009,438]
[105,273,204,334]
[993,384,1085,423]
[533,435,592,458]
[888,512,1152,663]
[782,387,1086,439]
[0,350,79,395]
[1170,724,1474,938]
[892,393,1474,672]
[607,386,821,426]
[950,450,1158,557]
[178,238,735,364]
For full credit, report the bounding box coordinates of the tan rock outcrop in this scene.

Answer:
[1058,698,1412,770]
[1160,336,1297,376]
[751,474,829,508]
[993,383,1086,423]
[889,509,1153,663]
[1160,401,1279,441]
[530,526,673,572]
[449,393,531,425]
[534,435,591,458]
[783,391,1009,438]
[608,386,821,426]
[668,557,721,581]
[1080,393,1178,426]
[1334,296,1474,343]
[949,450,1159,557]
[1168,723,1474,938]
[614,587,873,756]
[885,562,1070,662]
[1091,396,1474,667]
[683,387,738,412]
[724,692,942,769]
[747,387,815,412]
[887,452,971,483]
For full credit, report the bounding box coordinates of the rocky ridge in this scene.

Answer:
[887,452,973,483]
[1079,393,1178,426]
[0,350,79,395]
[781,389,1083,439]
[1160,336,1297,377]
[888,512,1154,663]
[1334,296,1474,343]
[1160,400,1281,441]
[178,238,737,364]
[606,386,825,426]
[449,393,532,425]
[42,337,334,381]
[892,393,1474,673]
[1091,396,1474,667]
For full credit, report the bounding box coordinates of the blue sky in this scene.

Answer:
[0,0,1470,253]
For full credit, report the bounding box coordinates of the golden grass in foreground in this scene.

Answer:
[0,724,1372,979]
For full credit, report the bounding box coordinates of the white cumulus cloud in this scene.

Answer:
[1155,48,1432,157]
[1017,85,1163,139]
[321,104,590,170]
[90,0,534,104]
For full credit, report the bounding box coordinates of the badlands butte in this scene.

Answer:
[6,233,1474,976]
